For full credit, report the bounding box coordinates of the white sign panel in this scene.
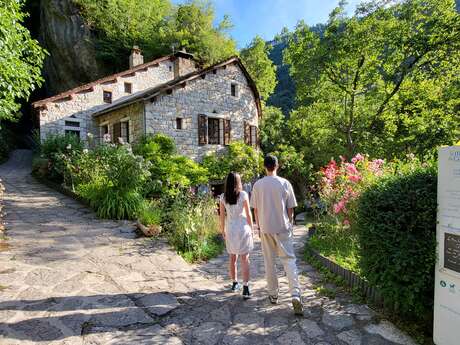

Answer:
[434,146,460,345]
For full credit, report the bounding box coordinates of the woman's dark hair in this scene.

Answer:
[224,172,241,205]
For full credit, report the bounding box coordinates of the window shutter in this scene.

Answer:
[198,114,208,145]
[113,122,122,143]
[257,126,261,147]
[224,119,231,145]
[244,121,250,145]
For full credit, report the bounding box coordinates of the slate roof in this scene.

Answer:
[91,56,262,118]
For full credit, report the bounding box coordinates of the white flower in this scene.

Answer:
[66,144,72,150]
[103,133,111,143]
[87,133,94,139]
[83,149,89,154]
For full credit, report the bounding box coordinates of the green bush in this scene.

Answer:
[202,141,262,181]
[78,181,144,219]
[354,164,437,318]
[167,193,223,262]
[38,134,84,182]
[133,134,208,198]
[74,144,150,220]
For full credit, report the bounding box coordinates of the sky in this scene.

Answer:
[172,0,363,48]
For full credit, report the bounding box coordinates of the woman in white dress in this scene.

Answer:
[219,172,254,299]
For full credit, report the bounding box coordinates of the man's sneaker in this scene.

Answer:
[292,296,303,315]
[268,295,278,304]
[231,282,240,292]
[242,285,251,299]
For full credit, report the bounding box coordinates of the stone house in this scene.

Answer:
[33,48,262,160]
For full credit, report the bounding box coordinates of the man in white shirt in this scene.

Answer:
[250,155,303,315]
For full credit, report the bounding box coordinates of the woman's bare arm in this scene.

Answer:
[243,198,253,229]
[219,199,226,238]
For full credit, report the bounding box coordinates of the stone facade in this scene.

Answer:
[35,55,196,142]
[35,52,260,161]
[144,63,259,160]
[96,103,144,144]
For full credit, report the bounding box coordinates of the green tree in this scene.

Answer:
[75,0,237,68]
[240,36,277,100]
[284,0,460,162]
[165,0,237,65]
[0,0,46,121]
[75,0,173,70]
[259,106,285,153]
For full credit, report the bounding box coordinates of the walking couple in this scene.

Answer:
[219,154,303,315]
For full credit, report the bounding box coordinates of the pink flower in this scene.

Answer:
[348,174,362,183]
[369,159,385,175]
[333,199,347,214]
[345,163,362,183]
[351,153,365,164]
[343,219,350,226]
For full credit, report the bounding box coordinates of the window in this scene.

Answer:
[112,121,129,143]
[198,115,208,145]
[250,125,258,147]
[223,119,231,145]
[198,115,231,146]
[231,83,237,97]
[65,130,80,139]
[169,65,173,72]
[121,121,129,143]
[100,124,109,142]
[208,118,220,145]
[103,90,112,103]
[124,82,132,94]
[244,121,258,147]
[176,118,183,130]
[65,120,80,127]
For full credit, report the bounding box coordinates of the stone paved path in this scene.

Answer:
[0,150,417,345]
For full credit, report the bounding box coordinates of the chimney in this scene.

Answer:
[129,45,144,68]
[173,47,196,78]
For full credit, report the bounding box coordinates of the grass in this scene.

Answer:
[167,195,225,263]
[304,228,433,345]
[181,234,225,263]
[308,217,360,273]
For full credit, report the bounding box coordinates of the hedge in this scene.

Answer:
[354,165,437,319]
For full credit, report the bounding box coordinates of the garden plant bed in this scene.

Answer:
[305,231,384,307]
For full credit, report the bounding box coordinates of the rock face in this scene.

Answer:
[38,0,109,95]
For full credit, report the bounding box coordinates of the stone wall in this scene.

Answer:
[37,58,192,142]
[144,62,259,160]
[95,103,144,143]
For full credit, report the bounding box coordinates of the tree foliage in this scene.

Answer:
[0,0,46,121]
[284,0,460,163]
[74,0,237,69]
[240,36,277,101]
[202,142,262,182]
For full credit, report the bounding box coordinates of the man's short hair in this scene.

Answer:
[264,155,278,171]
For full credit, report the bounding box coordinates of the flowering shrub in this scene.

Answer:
[72,144,151,219]
[319,153,386,225]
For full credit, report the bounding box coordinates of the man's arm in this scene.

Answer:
[253,208,261,237]
[288,208,294,225]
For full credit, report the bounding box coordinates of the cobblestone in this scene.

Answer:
[0,151,417,344]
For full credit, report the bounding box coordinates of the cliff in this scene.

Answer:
[36,0,110,96]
